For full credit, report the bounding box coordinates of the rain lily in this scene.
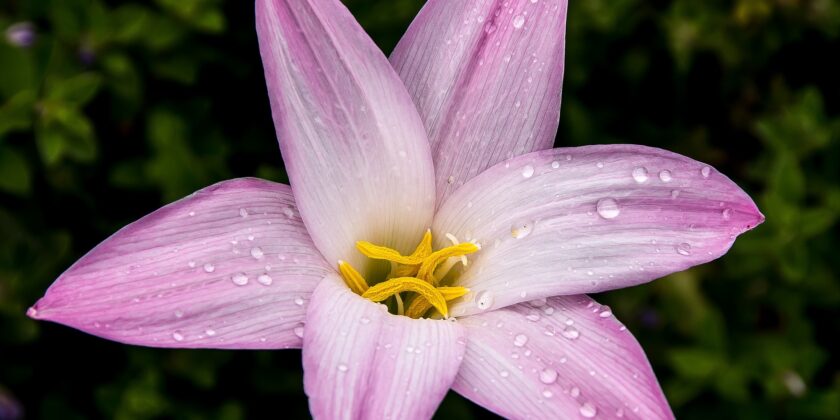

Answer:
[28,0,764,418]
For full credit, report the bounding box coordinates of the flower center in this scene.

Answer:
[337,230,479,319]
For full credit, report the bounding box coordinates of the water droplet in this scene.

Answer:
[543,307,555,315]
[337,364,348,372]
[187,261,196,268]
[526,313,540,322]
[188,211,195,217]
[596,198,620,219]
[239,208,249,218]
[231,272,249,286]
[722,208,732,220]
[203,263,215,273]
[570,387,580,398]
[499,370,510,378]
[551,161,560,169]
[599,307,612,318]
[632,167,649,183]
[579,402,597,418]
[511,221,533,239]
[250,247,264,260]
[539,368,558,384]
[360,317,370,324]
[447,176,455,184]
[294,296,305,306]
[513,334,529,347]
[542,389,554,398]
[659,170,672,182]
[521,165,535,178]
[205,329,216,337]
[172,331,184,341]
[561,326,580,340]
[596,162,604,169]
[174,310,184,318]
[475,291,494,311]
[282,206,294,218]
[701,166,711,178]
[257,274,273,286]
[512,15,525,29]
[530,298,547,307]
[676,243,691,256]
[294,325,304,338]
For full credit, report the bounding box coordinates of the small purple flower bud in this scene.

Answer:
[5,22,36,48]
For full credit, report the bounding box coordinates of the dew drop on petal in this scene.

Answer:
[599,307,612,318]
[257,274,273,286]
[239,208,249,218]
[659,170,673,182]
[632,167,649,183]
[579,402,597,418]
[231,272,249,286]
[542,389,554,398]
[551,161,560,169]
[722,208,732,220]
[562,326,580,340]
[203,263,215,273]
[294,296,305,306]
[670,190,680,199]
[676,243,692,256]
[250,247,264,260]
[511,221,533,239]
[294,325,305,338]
[701,166,711,178]
[475,291,494,311]
[205,329,216,337]
[337,364,348,372]
[513,334,529,347]
[172,331,184,341]
[596,198,620,219]
[539,368,558,384]
[282,206,294,218]
[512,15,525,28]
[521,165,535,178]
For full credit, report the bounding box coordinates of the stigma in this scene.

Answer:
[337,230,479,319]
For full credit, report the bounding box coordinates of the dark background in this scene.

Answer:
[1,0,839,418]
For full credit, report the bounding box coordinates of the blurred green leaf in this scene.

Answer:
[47,72,103,106]
[0,147,32,195]
[0,89,36,138]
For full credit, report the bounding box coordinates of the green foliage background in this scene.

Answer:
[1,0,839,418]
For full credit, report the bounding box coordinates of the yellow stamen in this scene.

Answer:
[417,243,480,284]
[405,286,470,319]
[362,277,449,317]
[392,230,434,277]
[338,260,369,294]
[356,241,423,265]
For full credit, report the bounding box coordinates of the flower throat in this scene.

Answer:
[337,230,479,319]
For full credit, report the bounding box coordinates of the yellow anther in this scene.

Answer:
[356,241,423,265]
[338,260,369,294]
[417,242,480,284]
[405,286,470,319]
[362,277,450,317]
[410,229,433,258]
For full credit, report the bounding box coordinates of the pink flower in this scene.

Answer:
[28,1,764,418]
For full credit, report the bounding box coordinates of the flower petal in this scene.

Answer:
[391,0,568,206]
[302,273,465,419]
[256,0,436,271]
[454,295,674,419]
[28,178,330,349]
[434,145,764,316]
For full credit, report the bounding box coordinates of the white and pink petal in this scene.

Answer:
[454,295,673,419]
[256,0,436,272]
[392,0,568,206]
[302,273,465,420]
[434,145,764,316]
[28,178,329,349]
